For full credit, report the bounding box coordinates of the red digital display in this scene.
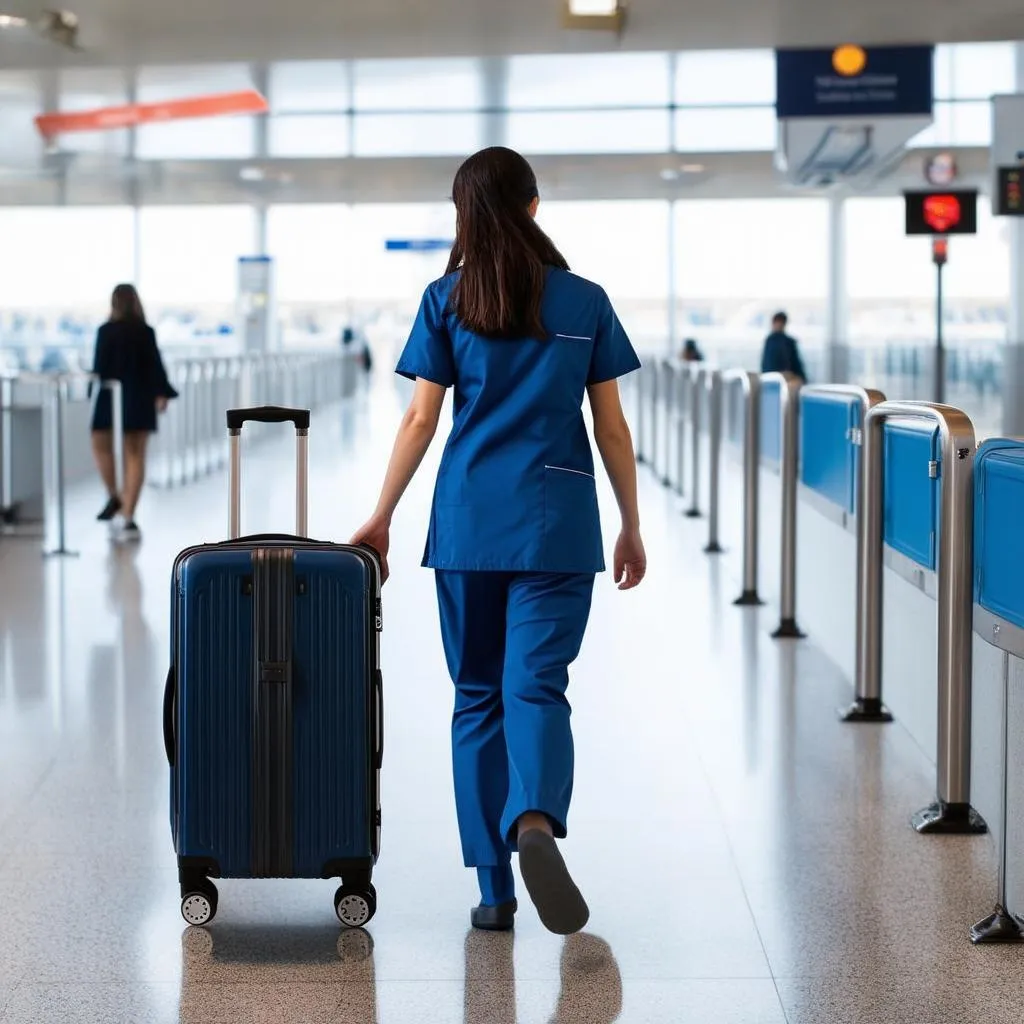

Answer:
[923,194,961,233]
[905,189,977,235]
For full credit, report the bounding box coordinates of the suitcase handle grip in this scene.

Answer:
[226,406,310,432]
[163,666,176,768]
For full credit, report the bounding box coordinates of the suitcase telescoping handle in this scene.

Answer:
[227,406,310,540]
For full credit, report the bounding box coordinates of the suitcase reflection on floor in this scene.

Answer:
[178,924,377,1023]
[462,931,623,1024]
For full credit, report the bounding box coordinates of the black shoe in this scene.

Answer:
[518,830,589,935]
[471,899,517,932]
[97,496,122,521]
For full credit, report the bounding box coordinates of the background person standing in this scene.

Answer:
[760,311,807,383]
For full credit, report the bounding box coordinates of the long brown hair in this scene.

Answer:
[110,283,146,324]
[445,147,569,339]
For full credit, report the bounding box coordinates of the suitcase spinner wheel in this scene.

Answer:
[181,880,219,926]
[335,883,377,928]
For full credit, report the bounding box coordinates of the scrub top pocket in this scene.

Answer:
[542,466,604,573]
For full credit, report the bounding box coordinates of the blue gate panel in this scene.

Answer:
[975,439,1024,630]
[883,420,939,571]
[800,393,856,514]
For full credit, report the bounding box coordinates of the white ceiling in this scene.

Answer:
[0,0,1022,69]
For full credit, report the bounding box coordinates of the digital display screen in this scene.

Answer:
[904,189,978,235]
[996,167,1024,217]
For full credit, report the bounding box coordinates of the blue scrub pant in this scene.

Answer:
[435,571,595,879]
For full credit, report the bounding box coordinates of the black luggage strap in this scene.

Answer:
[163,666,176,768]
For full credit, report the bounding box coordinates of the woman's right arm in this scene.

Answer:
[588,379,646,590]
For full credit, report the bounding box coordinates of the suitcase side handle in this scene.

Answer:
[226,406,310,432]
[163,666,176,768]
[374,669,384,769]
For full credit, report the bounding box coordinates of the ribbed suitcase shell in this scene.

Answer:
[168,539,381,880]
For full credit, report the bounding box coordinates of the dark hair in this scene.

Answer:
[110,284,146,324]
[772,311,788,327]
[445,147,569,339]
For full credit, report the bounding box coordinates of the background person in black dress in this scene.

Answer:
[91,284,177,539]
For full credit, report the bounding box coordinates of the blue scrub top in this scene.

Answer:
[396,268,641,574]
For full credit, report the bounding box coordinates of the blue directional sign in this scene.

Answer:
[385,239,454,252]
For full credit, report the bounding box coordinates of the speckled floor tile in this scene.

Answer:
[776,972,1024,1024]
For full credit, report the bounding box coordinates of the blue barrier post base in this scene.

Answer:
[840,698,893,723]
[970,906,1024,945]
[704,542,724,555]
[685,508,701,519]
[912,801,987,835]
[772,618,806,640]
[733,590,763,607]
[661,475,672,487]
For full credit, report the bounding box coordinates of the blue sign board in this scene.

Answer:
[776,45,933,119]
[385,239,454,252]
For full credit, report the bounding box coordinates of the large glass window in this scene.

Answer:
[507,52,671,109]
[0,71,44,170]
[539,201,670,349]
[56,68,131,157]
[135,64,257,160]
[353,112,482,157]
[353,58,483,111]
[675,49,776,106]
[674,199,830,367]
[268,115,350,158]
[138,206,256,342]
[934,42,1016,101]
[0,208,135,358]
[508,109,670,155]
[266,205,352,346]
[675,106,776,152]
[268,61,349,112]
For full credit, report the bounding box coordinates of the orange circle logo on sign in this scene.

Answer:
[832,45,867,76]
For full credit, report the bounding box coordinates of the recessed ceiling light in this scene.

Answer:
[0,14,27,28]
[660,168,679,181]
[568,0,617,12]
[680,163,705,174]
[239,166,265,182]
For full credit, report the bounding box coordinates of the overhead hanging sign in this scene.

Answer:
[904,189,978,235]
[34,89,268,138]
[776,45,933,119]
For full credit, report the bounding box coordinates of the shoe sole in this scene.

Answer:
[517,830,589,935]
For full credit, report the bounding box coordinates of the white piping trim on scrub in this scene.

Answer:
[545,465,596,479]
[554,333,592,341]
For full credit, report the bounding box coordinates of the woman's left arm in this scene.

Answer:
[147,327,178,406]
[350,377,447,581]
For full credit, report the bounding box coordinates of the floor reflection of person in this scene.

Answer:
[461,930,622,1024]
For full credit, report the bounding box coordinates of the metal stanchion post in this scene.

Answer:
[660,360,674,487]
[674,366,686,498]
[1,373,15,524]
[723,370,762,605]
[685,366,703,518]
[704,370,723,554]
[104,379,124,500]
[854,399,985,834]
[635,364,648,465]
[761,373,805,639]
[42,376,76,558]
[649,362,661,480]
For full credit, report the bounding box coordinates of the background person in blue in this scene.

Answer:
[351,147,646,936]
[760,311,807,383]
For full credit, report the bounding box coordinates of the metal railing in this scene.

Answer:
[855,400,986,835]
[151,350,353,489]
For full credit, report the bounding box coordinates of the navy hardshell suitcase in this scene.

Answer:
[163,407,383,928]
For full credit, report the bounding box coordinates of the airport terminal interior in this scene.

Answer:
[5,2,1024,1022]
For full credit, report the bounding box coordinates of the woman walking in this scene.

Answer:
[91,284,177,539]
[351,147,645,935]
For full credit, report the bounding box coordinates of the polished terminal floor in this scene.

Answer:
[1,380,1024,1024]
